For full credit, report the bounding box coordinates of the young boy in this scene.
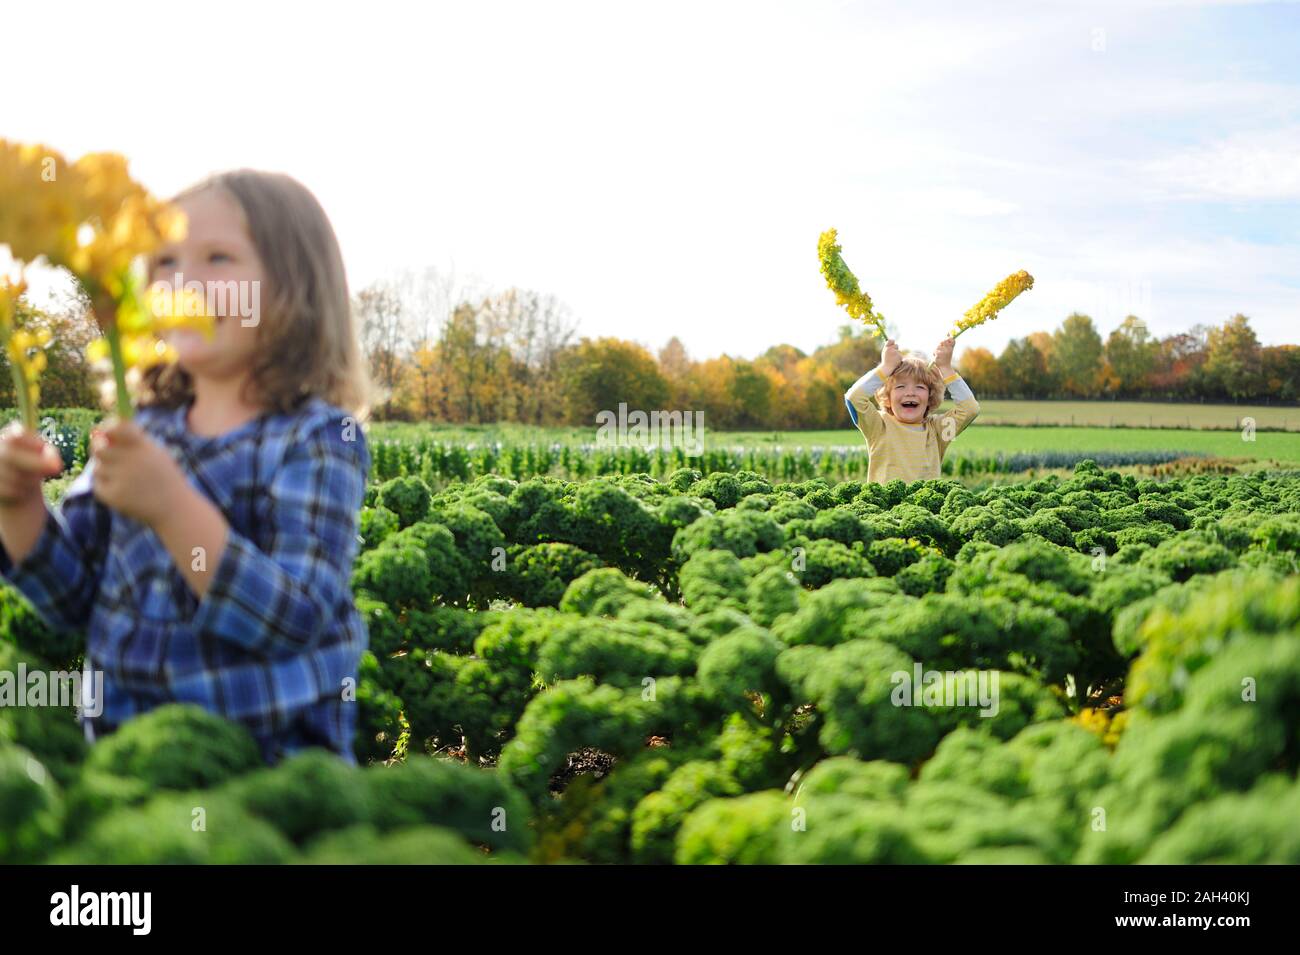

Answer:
[844,337,980,483]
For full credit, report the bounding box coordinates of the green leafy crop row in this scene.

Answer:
[3,459,1299,863]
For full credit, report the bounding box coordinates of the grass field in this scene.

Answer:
[964,400,1300,431]
[933,425,1300,465]
[369,403,1300,466]
[707,426,1300,462]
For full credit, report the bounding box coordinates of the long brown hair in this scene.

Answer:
[138,170,370,418]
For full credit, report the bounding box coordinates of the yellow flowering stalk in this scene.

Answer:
[2,141,201,419]
[61,153,188,312]
[951,269,1034,339]
[0,276,51,431]
[86,284,213,415]
[55,153,193,419]
[818,228,888,340]
[0,141,76,431]
[0,140,82,266]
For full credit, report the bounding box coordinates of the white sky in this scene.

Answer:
[5,0,1299,361]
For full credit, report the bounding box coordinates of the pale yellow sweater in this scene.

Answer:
[844,365,981,483]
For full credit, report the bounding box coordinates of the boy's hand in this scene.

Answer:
[0,422,64,508]
[91,419,189,528]
[934,337,956,376]
[880,340,902,376]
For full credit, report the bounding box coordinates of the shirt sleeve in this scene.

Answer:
[844,365,889,441]
[934,373,981,453]
[0,464,111,634]
[188,416,369,657]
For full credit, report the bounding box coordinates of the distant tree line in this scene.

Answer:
[354,268,1299,426]
[4,269,1297,428]
[959,312,1300,403]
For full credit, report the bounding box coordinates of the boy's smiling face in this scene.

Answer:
[889,375,929,424]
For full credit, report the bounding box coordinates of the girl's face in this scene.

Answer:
[890,376,929,424]
[150,188,265,386]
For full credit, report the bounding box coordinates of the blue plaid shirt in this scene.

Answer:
[0,396,370,763]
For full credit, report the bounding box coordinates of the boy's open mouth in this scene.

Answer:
[899,398,920,409]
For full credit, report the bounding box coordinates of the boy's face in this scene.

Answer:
[889,375,929,424]
[149,188,265,386]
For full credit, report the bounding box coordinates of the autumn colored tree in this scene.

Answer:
[1023,331,1059,395]
[1050,313,1104,397]
[956,347,1004,398]
[658,336,693,409]
[730,360,779,429]
[1026,330,1054,363]
[756,343,805,384]
[794,357,846,429]
[1203,314,1264,400]
[658,336,691,379]
[1095,358,1122,397]
[686,356,744,429]
[394,342,446,420]
[353,283,411,418]
[1105,315,1157,396]
[435,303,496,422]
[760,349,825,429]
[998,337,1051,398]
[1262,345,1300,402]
[479,288,576,425]
[815,324,883,383]
[1147,330,1208,399]
[561,337,669,425]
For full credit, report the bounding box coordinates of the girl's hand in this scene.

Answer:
[91,419,188,527]
[934,337,956,375]
[880,339,902,376]
[0,422,64,508]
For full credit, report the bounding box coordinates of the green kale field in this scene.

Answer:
[4,451,1300,864]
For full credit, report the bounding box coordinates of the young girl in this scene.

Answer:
[0,170,372,763]
[844,337,980,483]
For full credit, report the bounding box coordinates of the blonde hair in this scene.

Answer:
[876,355,944,418]
[139,169,371,418]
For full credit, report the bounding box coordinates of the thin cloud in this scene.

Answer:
[1140,127,1300,199]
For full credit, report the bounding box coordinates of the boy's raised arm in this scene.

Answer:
[845,365,890,439]
[935,367,981,448]
[845,341,900,439]
[932,337,980,443]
